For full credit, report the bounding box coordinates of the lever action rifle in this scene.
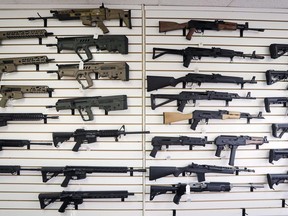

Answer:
[0,29,53,45]
[47,62,129,89]
[267,172,288,189]
[0,165,146,187]
[163,110,264,130]
[150,182,264,204]
[159,19,264,40]
[152,47,264,67]
[28,3,132,33]
[0,56,54,80]
[0,139,51,151]
[269,149,288,163]
[214,135,269,166]
[39,190,134,212]
[0,85,54,108]
[272,123,288,138]
[269,44,288,59]
[151,91,255,112]
[264,97,287,113]
[53,125,150,151]
[149,163,254,181]
[46,95,128,121]
[147,73,257,92]
[0,113,58,127]
[46,35,128,62]
[150,136,211,158]
[266,70,288,85]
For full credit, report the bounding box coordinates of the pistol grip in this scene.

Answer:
[97,21,109,34]
[150,146,160,158]
[190,119,200,130]
[61,175,71,187]
[76,73,93,89]
[72,140,82,152]
[0,96,8,108]
[78,107,94,121]
[177,100,187,112]
[264,98,271,113]
[215,145,224,157]
[58,200,70,213]
[186,28,196,40]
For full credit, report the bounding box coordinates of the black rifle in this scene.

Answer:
[150,136,211,158]
[149,163,254,181]
[159,19,264,40]
[269,149,288,164]
[266,70,288,85]
[151,91,255,112]
[270,44,288,59]
[147,73,257,92]
[152,47,264,67]
[0,139,51,151]
[150,182,263,204]
[0,165,146,187]
[163,110,264,130]
[53,125,150,151]
[46,35,128,62]
[272,123,288,138]
[0,113,58,127]
[39,190,134,212]
[46,95,128,121]
[264,97,288,113]
[267,172,288,189]
[214,135,269,166]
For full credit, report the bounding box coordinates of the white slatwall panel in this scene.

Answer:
[0,3,288,216]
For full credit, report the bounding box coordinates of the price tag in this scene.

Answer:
[79,61,84,70]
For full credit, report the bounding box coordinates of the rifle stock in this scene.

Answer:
[163,112,192,124]
[159,21,188,33]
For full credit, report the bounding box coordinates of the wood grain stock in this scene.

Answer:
[159,21,188,32]
[163,112,193,124]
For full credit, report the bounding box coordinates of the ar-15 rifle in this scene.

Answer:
[150,136,211,158]
[39,190,134,212]
[267,172,288,189]
[151,91,255,112]
[0,85,54,108]
[0,113,58,127]
[46,35,128,62]
[28,3,132,33]
[214,135,268,166]
[0,29,53,45]
[269,149,288,164]
[0,56,54,80]
[269,44,288,59]
[52,125,149,151]
[149,163,254,181]
[152,47,264,68]
[272,123,288,138]
[46,95,127,121]
[0,139,51,151]
[266,70,288,86]
[150,182,264,204]
[147,73,257,92]
[47,62,129,89]
[163,110,264,130]
[264,97,287,113]
[159,19,264,40]
[0,165,146,187]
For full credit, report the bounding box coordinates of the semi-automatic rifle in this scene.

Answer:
[151,91,255,112]
[163,110,264,130]
[269,149,288,163]
[0,85,54,108]
[150,182,263,204]
[28,3,132,33]
[53,125,149,151]
[152,47,264,67]
[0,29,53,44]
[149,163,254,181]
[39,190,134,212]
[147,73,257,91]
[0,56,54,80]
[159,19,264,40]
[46,95,128,121]
[46,35,128,62]
[47,62,129,89]
[0,113,58,127]
[272,123,288,138]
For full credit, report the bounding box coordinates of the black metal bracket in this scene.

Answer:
[172,209,176,216]
[282,199,288,208]
[242,208,248,216]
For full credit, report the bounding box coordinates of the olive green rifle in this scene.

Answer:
[0,85,54,108]
[28,3,132,34]
[47,62,129,89]
[0,56,54,80]
[0,29,53,44]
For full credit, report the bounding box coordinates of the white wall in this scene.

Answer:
[0,4,288,216]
